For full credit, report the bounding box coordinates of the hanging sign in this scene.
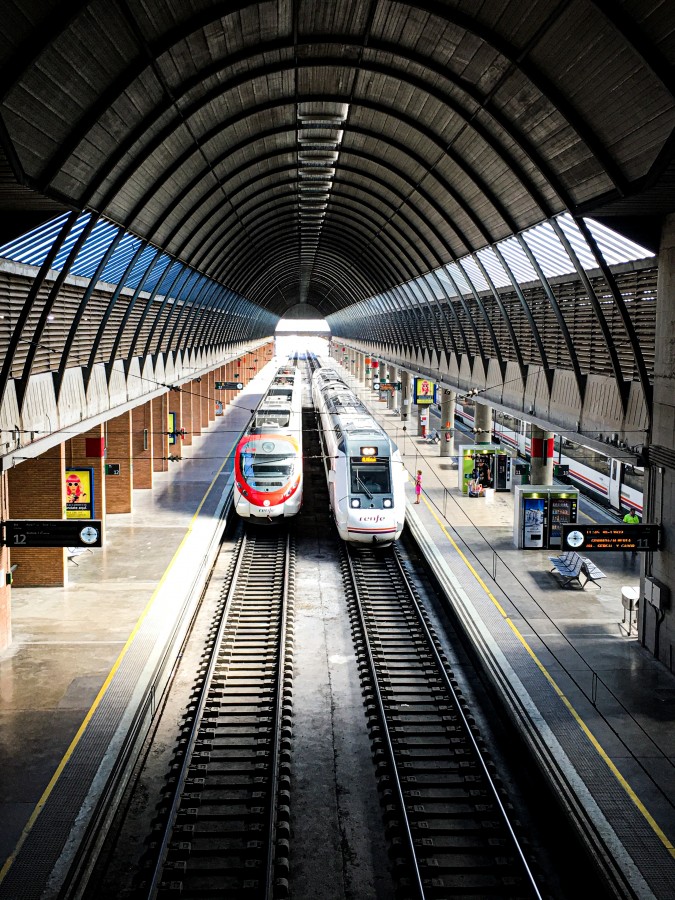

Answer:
[4,519,103,548]
[562,523,660,553]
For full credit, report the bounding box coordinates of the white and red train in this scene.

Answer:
[453,402,644,516]
[312,362,407,545]
[233,365,303,522]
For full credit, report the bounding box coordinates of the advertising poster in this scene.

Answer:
[523,497,546,548]
[414,378,434,405]
[168,411,176,445]
[65,468,94,519]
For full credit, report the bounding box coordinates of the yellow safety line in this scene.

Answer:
[420,494,675,857]
[0,447,235,882]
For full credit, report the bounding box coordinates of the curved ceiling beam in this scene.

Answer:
[190,169,446,278]
[42,45,559,219]
[213,213,394,297]
[89,92,520,253]
[80,69,543,241]
[215,198,417,295]
[211,185,437,291]
[159,123,489,265]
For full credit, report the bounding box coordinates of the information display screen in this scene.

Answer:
[4,520,103,548]
[562,523,659,553]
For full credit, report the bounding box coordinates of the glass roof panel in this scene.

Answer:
[521,221,574,278]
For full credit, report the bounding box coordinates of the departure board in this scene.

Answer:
[562,524,659,553]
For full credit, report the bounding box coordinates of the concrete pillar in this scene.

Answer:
[371,358,380,394]
[105,411,133,513]
[66,424,107,539]
[440,389,457,458]
[417,404,426,437]
[530,425,554,485]
[387,366,398,410]
[474,402,492,444]
[0,472,11,650]
[8,445,67,588]
[400,370,412,422]
[199,376,209,430]
[132,401,154,489]
[644,213,675,663]
[153,392,169,470]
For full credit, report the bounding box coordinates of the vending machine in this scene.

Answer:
[522,496,547,548]
[495,453,512,491]
[548,495,578,548]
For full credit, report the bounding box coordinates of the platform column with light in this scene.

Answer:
[474,402,492,444]
[440,389,456,458]
[531,425,554,485]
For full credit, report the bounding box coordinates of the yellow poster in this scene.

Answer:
[65,468,94,519]
[415,378,435,405]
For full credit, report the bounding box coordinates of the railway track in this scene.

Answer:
[342,543,543,900]
[146,528,295,899]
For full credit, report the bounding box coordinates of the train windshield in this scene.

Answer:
[240,440,297,487]
[350,460,391,496]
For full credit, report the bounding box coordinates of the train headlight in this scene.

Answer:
[263,499,271,507]
[383,498,392,508]
[350,498,361,508]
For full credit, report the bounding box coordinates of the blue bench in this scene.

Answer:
[548,551,606,589]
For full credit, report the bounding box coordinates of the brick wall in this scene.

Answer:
[105,411,133,513]
[8,444,67,587]
[0,472,12,649]
[132,401,153,489]
[153,393,169,472]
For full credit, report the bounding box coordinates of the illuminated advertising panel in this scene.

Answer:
[65,468,94,519]
[414,378,434,405]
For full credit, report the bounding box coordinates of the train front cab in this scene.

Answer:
[335,443,405,545]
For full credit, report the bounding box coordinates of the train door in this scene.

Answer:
[609,459,622,511]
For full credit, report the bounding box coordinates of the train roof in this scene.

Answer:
[315,375,387,439]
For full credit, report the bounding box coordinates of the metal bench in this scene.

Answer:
[581,558,606,588]
[66,547,93,566]
[549,550,606,589]
[550,552,585,588]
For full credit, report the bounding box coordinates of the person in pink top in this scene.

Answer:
[415,470,422,504]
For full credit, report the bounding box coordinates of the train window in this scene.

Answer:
[255,410,290,427]
[623,465,644,494]
[350,460,391,495]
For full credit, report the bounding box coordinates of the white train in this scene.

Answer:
[233,365,303,522]
[312,363,407,545]
[453,402,643,516]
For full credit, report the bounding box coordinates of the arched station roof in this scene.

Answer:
[1,0,674,320]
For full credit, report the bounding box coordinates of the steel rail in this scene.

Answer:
[344,542,543,899]
[147,528,293,899]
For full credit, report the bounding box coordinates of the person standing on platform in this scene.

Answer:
[623,509,640,560]
[415,470,422,504]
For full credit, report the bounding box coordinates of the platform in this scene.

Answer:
[0,369,273,900]
[344,369,675,900]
